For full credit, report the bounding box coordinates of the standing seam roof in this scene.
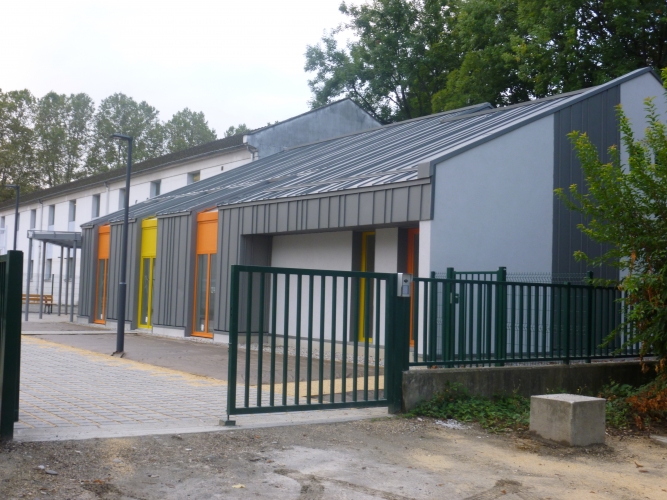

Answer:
[86,68,655,228]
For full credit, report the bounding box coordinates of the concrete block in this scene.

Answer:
[530,394,606,446]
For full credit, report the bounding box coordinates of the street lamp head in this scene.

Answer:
[111,133,132,142]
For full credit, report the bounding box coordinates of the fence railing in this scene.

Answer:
[226,265,405,417]
[411,276,637,367]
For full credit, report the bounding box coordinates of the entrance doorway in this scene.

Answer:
[193,211,218,338]
[138,218,157,329]
[94,225,110,324]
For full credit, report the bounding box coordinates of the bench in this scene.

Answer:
[22,294,54,314]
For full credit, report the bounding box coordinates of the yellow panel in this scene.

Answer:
[141,218,157,257]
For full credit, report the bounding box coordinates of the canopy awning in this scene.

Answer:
[27,230,82,248]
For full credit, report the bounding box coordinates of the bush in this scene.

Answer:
[600,375,667,431]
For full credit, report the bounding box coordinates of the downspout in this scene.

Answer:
[104,181,110,216]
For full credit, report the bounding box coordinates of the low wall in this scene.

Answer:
[402,361,656,411]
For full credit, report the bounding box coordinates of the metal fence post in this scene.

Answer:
[1,250,23,440]
[495,267,507,366]
[224,265,240,426]
[387,274,410,414]
[564,281,571,365]
[586,271,594,363]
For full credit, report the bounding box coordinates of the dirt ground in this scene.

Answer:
[1,417,666,500]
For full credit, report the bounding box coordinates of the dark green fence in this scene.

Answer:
[411,275,637,367]
[0,251,23,440]
[226,265,408,419]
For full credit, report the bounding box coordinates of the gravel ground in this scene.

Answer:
[2,417,666,499]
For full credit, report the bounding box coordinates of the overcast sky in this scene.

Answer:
[1,0,356,134]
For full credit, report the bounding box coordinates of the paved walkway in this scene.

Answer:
[16,330,388,442]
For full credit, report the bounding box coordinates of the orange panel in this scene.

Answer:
[196,211,218,255]
[98,225,110,259]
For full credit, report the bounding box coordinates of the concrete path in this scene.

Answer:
[16,332,388,442]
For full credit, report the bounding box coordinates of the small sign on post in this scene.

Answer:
[397,273,412,297]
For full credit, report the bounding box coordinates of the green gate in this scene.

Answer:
[0,251,23,440]
[225,265,410,420]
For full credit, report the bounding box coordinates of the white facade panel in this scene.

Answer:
[429,114,555,275]
[620,72,667,166]
[374,228,398,273]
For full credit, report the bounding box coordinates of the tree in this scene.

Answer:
[556,69,667,367]
[305,0,459,123]
[164,108,217,153]
[0,89,38,201]
[432,0,532,111]
[224,124,251,137]
[85,93,165,174]
[514,0,667,97]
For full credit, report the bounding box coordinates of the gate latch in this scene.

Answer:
[397,273,412,297]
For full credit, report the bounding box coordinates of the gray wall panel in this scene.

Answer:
[359,192,374,226]
[344,194,359,227]
[408,185,422,221]
[552,87,620,280]
[106,221,138,324]
[153,214,193,328]
[78,226,97,319]
[392,187,408,222]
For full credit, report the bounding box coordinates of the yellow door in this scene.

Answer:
[358,231,375,341]
[138,218,157,328]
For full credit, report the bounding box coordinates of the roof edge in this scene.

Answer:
[423,67,657,168]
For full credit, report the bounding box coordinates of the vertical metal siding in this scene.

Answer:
[153,214,194,328]
[106,221,139,323]
[552,86,620,280]
[78,227,97,319]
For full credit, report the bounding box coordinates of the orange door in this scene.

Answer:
[94,225,110,324]
[193,211,218,338]
[407,228,419,345]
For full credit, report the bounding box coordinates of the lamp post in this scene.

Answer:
[111,134,133,356]
[5,184,19,250]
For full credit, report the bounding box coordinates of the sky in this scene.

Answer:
[0,0,357,134]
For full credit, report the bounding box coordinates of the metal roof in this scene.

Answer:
[83,67,656,228]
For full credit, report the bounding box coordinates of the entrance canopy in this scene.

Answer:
[27,230,82,248]
[25,230,82,322]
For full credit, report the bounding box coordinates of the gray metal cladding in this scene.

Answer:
[230,183,431,235]
[106,222,140,324]
[152,214,194,328]
[552,86,620,280]
[78,227,96,319]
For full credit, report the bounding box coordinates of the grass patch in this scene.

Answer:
[405,382,529,433]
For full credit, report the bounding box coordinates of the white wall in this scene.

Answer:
[429,114,555,275]
[374,228,398,273]
[620,72,667,166]
[0,147,254,308]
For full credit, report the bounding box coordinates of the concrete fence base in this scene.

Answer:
[402,361,656,411]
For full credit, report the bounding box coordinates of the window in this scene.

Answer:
[119,189,126,210]
[150,180,161,198]
[92,194,100,218]
[187,171,200,185]
[68,200,76,222]
[30,209,36,229]
[1,216,5,228]
[45,259,52,280]
[47,205,55,228]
